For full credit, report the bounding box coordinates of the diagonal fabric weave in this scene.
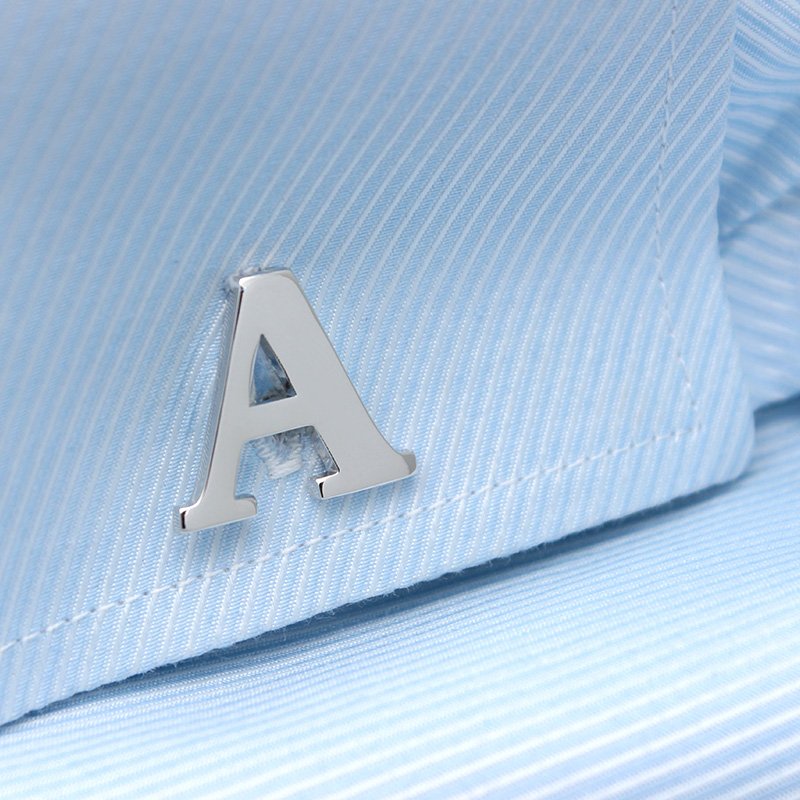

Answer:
[721,0,800,408]
[2,398,798,798]
[0,0,762,724]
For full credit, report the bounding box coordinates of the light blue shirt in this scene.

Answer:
[0,0,798,794]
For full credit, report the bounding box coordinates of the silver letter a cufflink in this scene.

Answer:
[179,271,415,531]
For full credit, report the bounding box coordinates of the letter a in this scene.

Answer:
[179,271,416,531]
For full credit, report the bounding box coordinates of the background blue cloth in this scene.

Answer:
[2,398,798,798]
[1,0,796,731]
[722,0,800,408]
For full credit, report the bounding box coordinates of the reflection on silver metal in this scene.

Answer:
[179,270,416,531]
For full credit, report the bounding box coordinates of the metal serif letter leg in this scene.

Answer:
[179,271,415,532]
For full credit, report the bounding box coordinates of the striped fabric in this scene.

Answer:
[2,398,799,798]
[0,0,757,724]
[721,0,800,408]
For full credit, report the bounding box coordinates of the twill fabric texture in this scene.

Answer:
[2,399,799,798]
[0,0,758,724]
[721,0,800,408]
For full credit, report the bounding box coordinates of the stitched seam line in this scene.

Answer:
[654,0,698,413]
[1,6,702,661]
[0,424,702,657]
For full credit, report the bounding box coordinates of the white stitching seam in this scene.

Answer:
[0,426,700,658]
[655,0,696,413]
[0,6,693,660]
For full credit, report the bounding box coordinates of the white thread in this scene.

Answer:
[1,15,706,660]
[225,263,283,293]
[0,423,702,657]
[654,0,698,412]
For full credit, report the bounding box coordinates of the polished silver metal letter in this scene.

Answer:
[179,271,415,531]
